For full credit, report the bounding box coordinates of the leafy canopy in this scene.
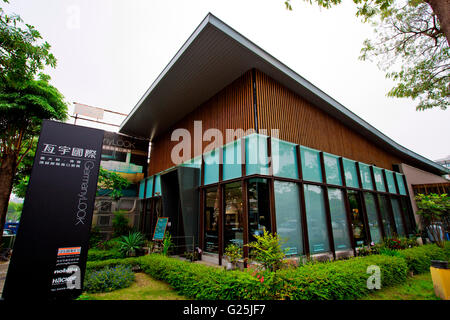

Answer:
[285,0,449,110]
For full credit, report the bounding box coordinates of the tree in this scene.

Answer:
[0,1,68,245]
[415,193,449,248]
[285,0,449,110]
[97,167,131,200]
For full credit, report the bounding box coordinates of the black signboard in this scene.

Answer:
[2,120,104,300]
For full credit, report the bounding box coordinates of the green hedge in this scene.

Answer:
[136,253,407,300]
[396,243,450,275]
[87,248,124,262]
[82,243,449,300]
[276,255,407,300]
[86,257,139,272]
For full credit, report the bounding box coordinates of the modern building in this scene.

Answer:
[119,14,448,265]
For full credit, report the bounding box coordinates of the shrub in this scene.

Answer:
[118,231,145,257]
[84,265,135,293]
[87,248,124,261]
[88,226,103,249]
[162,232,173,256]
[112,211,132,237]
[86,257,140,272]
[136,253,407,300]
[224,244,242,267]
[396,244,449,274]
[246,231,288,272]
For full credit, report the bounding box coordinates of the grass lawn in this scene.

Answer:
[361,272,440,300]
[80,272,187,300]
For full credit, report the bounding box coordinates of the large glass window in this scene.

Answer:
[246,134,269,176]
[347,190,367,246]
[274,181,303,256]
[224,182,244,248]
[400,198,415,235]
[373,167,386,192]
[271,138,298,179]
[223,140,242,181]
[343,159,359,188]
[300,147,322,183]
[154,175,162,196]
[359,163,374,190]
[378,195,394,238]
[204,149,220,185]
[385,170,397,194]
[396,173,407,195]
[304,185,330,254]
[391,198,405,236]
[247,178,271,242]
[139,179,146,199]
[364,193,382,244]
[145,176,154,198]
[328,188,351,251]
[204,187,220,253]
[323,153,342,186]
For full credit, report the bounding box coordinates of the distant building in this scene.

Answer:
[435,155,450,180]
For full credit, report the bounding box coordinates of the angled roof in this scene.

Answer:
[119,13,448,175]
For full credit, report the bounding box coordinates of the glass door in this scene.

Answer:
[347,190,367,246]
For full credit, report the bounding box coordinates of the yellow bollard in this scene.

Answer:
[430,260,450,300]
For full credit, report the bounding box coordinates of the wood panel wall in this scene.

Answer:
[148,70,254,176]
[148,68,406,176]
[255,70,402,170]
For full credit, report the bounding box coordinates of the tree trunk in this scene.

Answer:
[427,0,450,45]
[0,153,17,248]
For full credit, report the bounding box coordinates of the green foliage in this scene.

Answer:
[224,243,243,266]
[287,0,449,111]
[396,243,449,274]
[415,193,449,247]
[118,231,145,257]
[11,137,37,199]
[83,265,135,293]
[6,201,21,221]
[245,230,288,272]
[86,257,140,272]
[88,226,103,249]
[112,210,132,238]
[87,248,124,261]
[162,231,173,256]
[97,167,130,200]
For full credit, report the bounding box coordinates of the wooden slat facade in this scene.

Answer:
[148,68,405,176]
[148,70,254,176]
[255,70,402,170]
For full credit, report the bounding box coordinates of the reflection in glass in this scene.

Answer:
[378,195,393,238]
[223,140,242,181]
[359,163,374,190]
[373,167,386,192]
[401,198,415,235]
[248,178,271,242]
[204,187,220,253]
[385,170,397,193]
[328,188,351,251]
[364,193,382,243]
[271,138,298,179]
[300,147,322,183]
[246,134,269,175]
[391,198,405,236]
[323,154,342,186]
[274,181,303,256]
[347,190,367,246]
[343,159,359,188]
[224,182,244,248]
[304,185,330,254]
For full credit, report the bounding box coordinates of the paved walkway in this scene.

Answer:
[0,261,10,296]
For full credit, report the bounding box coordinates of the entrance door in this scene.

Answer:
[347,190,367,246]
